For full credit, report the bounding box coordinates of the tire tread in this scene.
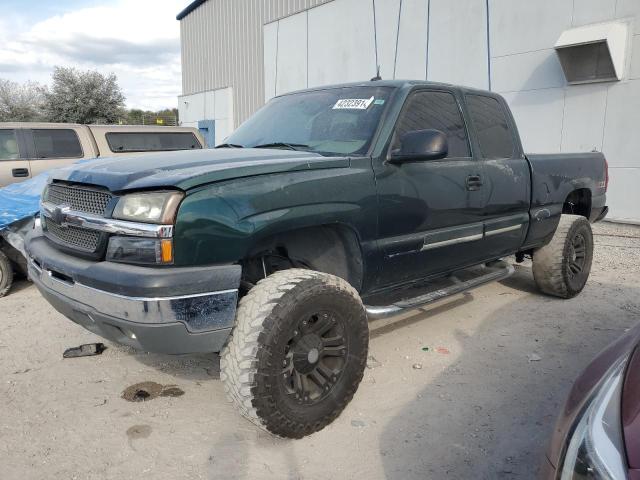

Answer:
[532,214,592,299]
[220,268,367,438]
[0,250,13,298]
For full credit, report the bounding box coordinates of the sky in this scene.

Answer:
[0,0,187,110]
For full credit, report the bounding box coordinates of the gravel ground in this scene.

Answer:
[1,221,639,479]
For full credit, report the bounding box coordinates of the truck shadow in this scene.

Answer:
[498,264,541,294]
[378,267,639,479]
[129,286,476,382]
[1,277,33,297]
[369,293,475,339]
[128,350,221,381]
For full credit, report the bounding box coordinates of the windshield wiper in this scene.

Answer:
[215,143,244,149]
[251,142,310,151]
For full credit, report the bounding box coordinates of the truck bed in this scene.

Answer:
[523,152,607,248]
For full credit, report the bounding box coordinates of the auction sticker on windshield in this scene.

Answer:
[333,96,375,110]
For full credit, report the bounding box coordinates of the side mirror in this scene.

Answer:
[389,129,448,162]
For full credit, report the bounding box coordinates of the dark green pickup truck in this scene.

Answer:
[27,80,608,438]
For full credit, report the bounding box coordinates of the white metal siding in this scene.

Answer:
[179,0,334,126]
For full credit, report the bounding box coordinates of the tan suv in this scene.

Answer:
[0,123,205,187]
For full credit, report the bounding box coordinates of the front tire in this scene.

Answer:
[532,214,594,298]
[220,269,368,438]
[0,250,13,298]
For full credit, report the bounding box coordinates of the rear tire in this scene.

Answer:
[220,269,368,438]
[0,250,13,298]
[532,214,593,298]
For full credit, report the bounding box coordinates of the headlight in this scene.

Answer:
[559,359,628,480]
[113,191,183,224]
[106,236,173,265]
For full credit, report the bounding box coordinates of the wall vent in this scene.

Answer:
[555,21,629,85]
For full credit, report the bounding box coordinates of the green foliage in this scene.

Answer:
[121,107,178,126]
[0,79,46,122]
[43,66,126,124]
[1,67,177,125]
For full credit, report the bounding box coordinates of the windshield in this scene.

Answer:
[224,86,393,156]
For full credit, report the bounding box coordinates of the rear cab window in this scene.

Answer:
[465,95,516,159]
[391,90,471,158]
[32,129,83,159]
[105,132,202,153]
[0,129,19,160]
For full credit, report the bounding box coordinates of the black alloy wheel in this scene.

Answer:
[282,311,347,405]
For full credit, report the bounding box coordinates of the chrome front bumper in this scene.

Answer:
[26,233,241,354]
[28,257,237,333]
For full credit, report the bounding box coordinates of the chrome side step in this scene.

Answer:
[365,261,515,320]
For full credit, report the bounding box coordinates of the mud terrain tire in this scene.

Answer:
[532,214,593,299]
[0,249,13,298]
[221,269,368,438]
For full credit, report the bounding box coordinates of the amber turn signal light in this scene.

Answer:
[160,239,173,264]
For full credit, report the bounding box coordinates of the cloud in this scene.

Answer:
[0,0,185,110]
[36,34,180,67]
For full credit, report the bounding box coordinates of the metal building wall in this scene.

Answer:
[179,0,333,126]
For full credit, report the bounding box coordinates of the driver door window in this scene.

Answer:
[391,91,471,158]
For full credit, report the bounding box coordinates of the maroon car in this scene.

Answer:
[542,321,640,479]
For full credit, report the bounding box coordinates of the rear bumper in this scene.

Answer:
[593,205,609,223]
[590,193,608,223]
[27,234,241,354]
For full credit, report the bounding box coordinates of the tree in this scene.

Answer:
[43,67,125,124]
[121,107,179,126]
[0,79,45,122]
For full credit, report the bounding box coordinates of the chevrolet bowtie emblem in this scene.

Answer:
[50,205,72,227]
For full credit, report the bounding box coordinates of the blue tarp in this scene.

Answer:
[0,173,49,231]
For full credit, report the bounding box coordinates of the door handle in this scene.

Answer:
[466,175,483,191]
[12,168,29,178]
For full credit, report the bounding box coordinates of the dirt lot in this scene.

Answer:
[1,222,639,480]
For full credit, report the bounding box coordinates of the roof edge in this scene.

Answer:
[176,0,207,20]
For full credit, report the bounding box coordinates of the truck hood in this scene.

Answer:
[49,148,350,192]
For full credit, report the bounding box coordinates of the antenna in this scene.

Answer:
[370,65,382,81]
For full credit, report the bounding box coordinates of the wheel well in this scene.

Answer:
[563,189,591,218]
[241,225,364,292]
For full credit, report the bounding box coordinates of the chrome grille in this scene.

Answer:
[46,184,112,216]
[43,217,101,252]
